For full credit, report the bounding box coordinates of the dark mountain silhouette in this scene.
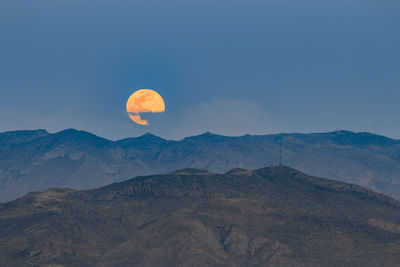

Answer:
[0,166,399,266]
[1,129,400,202]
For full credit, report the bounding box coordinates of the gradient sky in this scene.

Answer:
[0,0,399,140]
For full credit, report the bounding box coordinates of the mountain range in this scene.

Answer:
[1,129,400,202]
[1,165,399,266]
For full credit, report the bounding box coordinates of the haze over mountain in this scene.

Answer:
[1,129,400,202]
[1,165,399,266]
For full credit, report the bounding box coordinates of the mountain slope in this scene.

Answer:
[0,166,399,266]
[1,129,400,201]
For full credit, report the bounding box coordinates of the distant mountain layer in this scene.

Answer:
[0,129,400,202]
[0,166,399,266]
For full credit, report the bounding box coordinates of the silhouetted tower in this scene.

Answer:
[279,141,282,165]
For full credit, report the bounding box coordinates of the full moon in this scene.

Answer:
[126,89,165,125]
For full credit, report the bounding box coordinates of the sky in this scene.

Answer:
[0,0,399,140]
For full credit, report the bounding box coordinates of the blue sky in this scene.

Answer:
[0,0,399,140]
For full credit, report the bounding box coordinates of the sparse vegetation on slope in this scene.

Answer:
[0,166,399,266]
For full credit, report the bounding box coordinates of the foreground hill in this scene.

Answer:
[0,166,399,266]
[1,129,400,201]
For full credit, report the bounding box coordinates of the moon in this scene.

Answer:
[126,89,165,125]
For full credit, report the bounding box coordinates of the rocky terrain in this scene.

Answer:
[1,129,400,202]
[0,165,399,266]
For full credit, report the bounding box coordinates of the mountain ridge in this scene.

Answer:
[1,165,399,266]
[1,128,400,202]
[5,128,398,143]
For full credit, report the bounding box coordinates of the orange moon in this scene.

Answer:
[126,89,165,125]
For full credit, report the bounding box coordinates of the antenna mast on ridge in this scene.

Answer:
[372,121,377,135]
[279,141,282,165]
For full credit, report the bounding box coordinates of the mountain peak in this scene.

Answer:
[183,132,229,142]
[117,133,167,148]
[140,133,165,140]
